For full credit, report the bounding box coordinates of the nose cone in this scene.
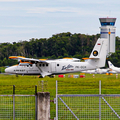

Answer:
[5,65,18,74]
[5,66,15,74]
[5,67,10,73]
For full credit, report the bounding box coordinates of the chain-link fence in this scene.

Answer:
[56,80,120,120]
[57,95,120,120]
[0,85,37,120]
[0,95,13,119]
[0,95,36,120]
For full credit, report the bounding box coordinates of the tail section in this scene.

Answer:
[88,38,108,68]
[108,61,115,69]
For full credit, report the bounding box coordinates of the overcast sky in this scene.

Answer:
[0,0,120,43]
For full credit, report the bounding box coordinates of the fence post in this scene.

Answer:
[56,80,58,120]
[99,80,101,120]
[13,85,15,120]
[35,85,37,120]
[37,92,50,120]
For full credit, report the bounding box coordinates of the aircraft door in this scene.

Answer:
[15,66,19,74]
[51,62,56,72]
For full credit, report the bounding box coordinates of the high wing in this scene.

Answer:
[9,56,48,63]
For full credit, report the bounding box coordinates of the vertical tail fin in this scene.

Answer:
[88,38,108,68]
[108,61,115,69]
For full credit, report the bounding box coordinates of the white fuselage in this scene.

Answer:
[5,61,96,76]
[82,68,116,74]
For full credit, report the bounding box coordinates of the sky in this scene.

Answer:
[0,0,120,43]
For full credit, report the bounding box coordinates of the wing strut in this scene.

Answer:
[36,63,43,73]
[36,63,52,77]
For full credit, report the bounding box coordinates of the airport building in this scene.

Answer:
[99,18,116,57]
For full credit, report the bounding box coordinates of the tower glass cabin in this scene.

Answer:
[99,18,116,57]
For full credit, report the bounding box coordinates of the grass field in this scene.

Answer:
[0,73,120,119]
[0,73,120,94]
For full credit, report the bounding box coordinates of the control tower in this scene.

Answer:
[99,18,116,57]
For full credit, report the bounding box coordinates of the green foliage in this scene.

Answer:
[0,32,119,67]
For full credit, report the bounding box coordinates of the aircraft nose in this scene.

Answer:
[5,67,10,73]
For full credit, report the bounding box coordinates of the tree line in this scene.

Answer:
[0,32,120,67]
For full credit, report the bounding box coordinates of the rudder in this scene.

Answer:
[88,38,108,68]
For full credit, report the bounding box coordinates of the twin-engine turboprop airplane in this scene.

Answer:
[82,68,117,74]
[5,38,108,77]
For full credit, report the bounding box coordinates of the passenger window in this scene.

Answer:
[57,64,59,66]
[46,64,48,66]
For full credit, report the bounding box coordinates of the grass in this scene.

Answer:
[0,73,120,119]
[0,73,120,94]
